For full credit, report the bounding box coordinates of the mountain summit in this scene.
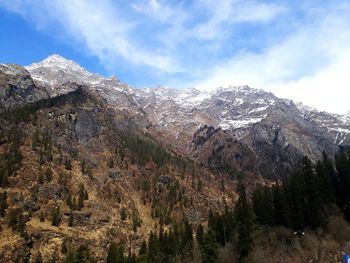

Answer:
[25,54,104,88]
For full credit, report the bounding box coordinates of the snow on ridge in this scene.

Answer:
[329,127,350,134]
[219,116,266,130]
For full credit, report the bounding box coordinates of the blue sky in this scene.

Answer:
[1,0,350,114]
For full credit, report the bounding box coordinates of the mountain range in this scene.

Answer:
[2,54,349,179]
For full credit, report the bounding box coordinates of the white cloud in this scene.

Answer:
[1,0,349,114]
[195,4,350,114]
[0,0,178,73]
[192,0,286,40]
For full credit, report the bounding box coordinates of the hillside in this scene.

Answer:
[1,56,350,262]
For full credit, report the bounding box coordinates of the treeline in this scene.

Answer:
[0,87,87,123]
[122,136,171,166]
[252,150,350,231]
[103,181,253,263]
[121,135,194,174]
[105,218,194,263]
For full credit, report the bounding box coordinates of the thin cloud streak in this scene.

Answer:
[0,0,178,73]
[195,3,350,114]
[0,0,349,113]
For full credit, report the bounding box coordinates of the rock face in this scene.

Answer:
[0,64,48,109]
[2,55,350,179]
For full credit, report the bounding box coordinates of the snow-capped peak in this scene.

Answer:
[25,54,104,88]
[26,54,90,74]
[40,54,73,64]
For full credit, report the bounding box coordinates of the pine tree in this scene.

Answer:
[0,191,8,217]
[81,159,86,174]
[0,168,9,187]
[335,149,350,219]
[7,208,18,230]
[108,157,114,168]
[17,211,26,236]
[272,184,291,227]
[34,252,43,263]
[180,218,193,257]
[139,240,147,256]
[147,231,159,263]
[107,243,118,263]
[287,172,306,230]
[120,207,127,221]
[51,206,61,227]
[77,184,85,210]
[66,190,73,208]
[235,179,254,259]
[316,160,334,203]
[45,167,53,182]
[200,230,218,263]
[196,224,204,246]
[322,151,339,202]
[252,187,275,226]
[302,156,325,229]
[65,159,72,170]
[68,212,74,227]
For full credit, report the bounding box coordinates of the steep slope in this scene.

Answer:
[21,55,350,179]
[0,64,48,110]
[297,102,350,146]
[134,86,341,178]
[0,66,234,261]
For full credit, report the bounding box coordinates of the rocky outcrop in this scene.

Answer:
[0,64,48,110]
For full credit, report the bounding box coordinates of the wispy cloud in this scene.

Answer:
[0,0,349,113]
[192,0,287,40]
[195,1,350,113]
[0,0,178,73]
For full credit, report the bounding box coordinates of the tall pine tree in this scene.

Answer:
[235,179,254,259]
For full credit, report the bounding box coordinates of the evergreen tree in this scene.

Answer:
[66,190,73,208]
[182,218,193,251]
[65,159,72,170]
[7,208,19,230]
[0,168,9,187]
[335,149,350,219]
[200,230,218,263]
[34,252,43,263]
[252,187,275,226]
[147,231,159,263]
[196,224,204,246]
[139,240,147,257]
[81,159,86,174]
[322,151,339,202]
[287,172,306,230]
[107,157,114,168]
[272,185,291,227]
[0,191,8,217]
[77,184,85,210]
[51,206,61,227]
[316,160,334,203]
[235,179,254,259]
[68,212,74,227]
[107,243,118,263]
[120,207,127,221]
[17,211,26,236]
[302,156,325,229]
[45,167,53,182]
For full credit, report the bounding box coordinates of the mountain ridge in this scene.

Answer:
[2,54,350,179]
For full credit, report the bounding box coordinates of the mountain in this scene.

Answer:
[1,55,350,262]
[20,55,350,179]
